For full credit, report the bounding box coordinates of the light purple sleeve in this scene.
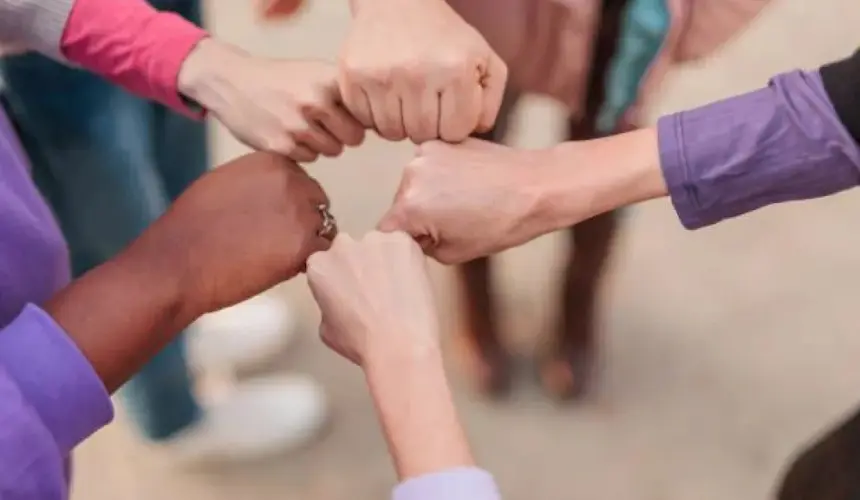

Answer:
[658,70,860,229]
[392,468,501,500]
[0,304,114,500]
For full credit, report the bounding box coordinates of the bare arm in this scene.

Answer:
[365,343,474,479]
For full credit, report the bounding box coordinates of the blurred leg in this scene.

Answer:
[1,53,201,441]
[539,0,626,400]
[152,0,208,201]
[145,0,328,460]
[455,92,520,397]
[777,405,860,500]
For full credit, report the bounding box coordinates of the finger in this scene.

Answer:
[439,82,482,143]
[476,53,508,133]
[296,123,343,158]
[318,104,366,147]
[401,89,440,144]
[376,168,414,232]
[377,208,404,233]
[288,144,319,163]
[368,88,406,141]
[378,210,439,261]
[339,80,375,129]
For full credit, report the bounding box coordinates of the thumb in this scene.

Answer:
[377,208,405,233]
[476,53,508,133]
[377,209,437,255]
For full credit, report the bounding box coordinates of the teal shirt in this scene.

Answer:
[597,0,670,133]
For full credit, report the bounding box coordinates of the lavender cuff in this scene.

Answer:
[0,304,113,455]
[393,468,501,500]
[658,70,860,230]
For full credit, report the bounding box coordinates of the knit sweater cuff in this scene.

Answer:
[0,0,74,60]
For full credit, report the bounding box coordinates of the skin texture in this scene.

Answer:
[338,0,507,144]
[46,152,332,392]
[178,39,365,162]
[307,231,475,480]
[380,125,666,398]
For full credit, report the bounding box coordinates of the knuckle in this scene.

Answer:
[265,136,295,155]
[353,66,395,88]
[300,93,332,117]
[306,252,327,274]
[405,155,430,176]
[399,187,421,214]
[437,252,457,265]
[440,56,471,79]
[332,232,355,252]
[322,143,345,157]
[298,101,323,118]
[362,230,384,245]
[415,139,446,157]
[439,122,470,143]
[291,125,314,141]
[384,230,412,247]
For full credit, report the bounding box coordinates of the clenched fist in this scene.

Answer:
[137,152,333,317]
[179,40,365,162]
[379,139,565,264]
[339,0,507,143]
[306,231,440,366]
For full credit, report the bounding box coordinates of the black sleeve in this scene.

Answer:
[820,49,860,145]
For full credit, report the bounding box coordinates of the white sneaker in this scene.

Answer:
[189,294,299,373]
[163,374,328,464]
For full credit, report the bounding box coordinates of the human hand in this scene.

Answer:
[137,151,334,317]
[338,0,507,143]
[380,131,669,264]
[306,231,440,366]
[46,152,334,391]
[307,231,473,480]
[378,139,563,264]
[178,39,365,162]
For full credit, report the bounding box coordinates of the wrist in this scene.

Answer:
[177,38,248,113]
[45,240,193,392]
[535,127,667,228]
[364,333,442,374]
[363,338,474,480]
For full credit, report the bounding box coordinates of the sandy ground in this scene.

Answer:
[70,1,860,499]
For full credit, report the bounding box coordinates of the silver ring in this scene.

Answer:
[317,203,337,241]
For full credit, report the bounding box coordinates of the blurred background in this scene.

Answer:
[65,0,860,499]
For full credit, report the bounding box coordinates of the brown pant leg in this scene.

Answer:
[777,405,860,500]
[455,92,521,397]
[540,0,627,400]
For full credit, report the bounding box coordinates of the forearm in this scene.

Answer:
[44,230,194,393]
[365,342,474,480]
[531,62,860,232]
[528,127,667,234]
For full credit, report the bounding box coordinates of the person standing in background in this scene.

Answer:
[0,0,328,462]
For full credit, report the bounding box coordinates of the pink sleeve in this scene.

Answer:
[60,0,208,118]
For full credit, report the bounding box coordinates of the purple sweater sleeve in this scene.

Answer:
[0,304,114,500]
[658,70,860,229]
[392,468,501,500]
